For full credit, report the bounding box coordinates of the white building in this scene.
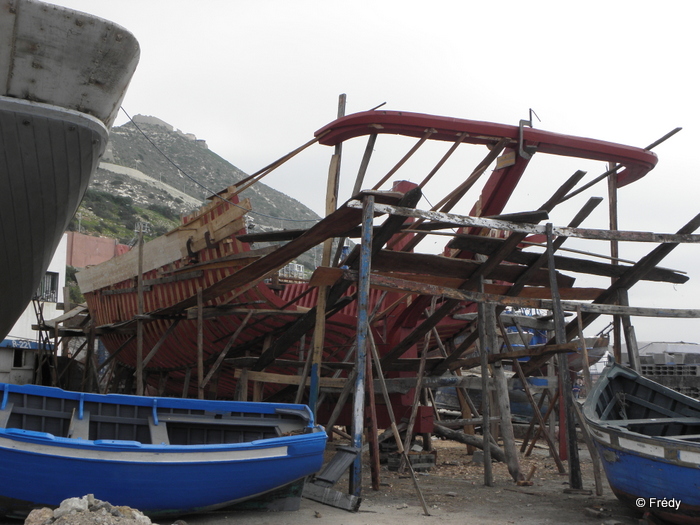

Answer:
[0,234,67,384]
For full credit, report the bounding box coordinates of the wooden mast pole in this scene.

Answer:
[309,94,346,417]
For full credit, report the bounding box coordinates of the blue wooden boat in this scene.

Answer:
[0,383,326,518]
[583,363,700,524]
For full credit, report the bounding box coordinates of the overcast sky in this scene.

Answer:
[52,0,700,345]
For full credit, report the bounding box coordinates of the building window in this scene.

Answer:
[13,348,24,368]
[36,271,59,303]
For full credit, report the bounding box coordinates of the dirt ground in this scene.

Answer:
[183,438,644,525]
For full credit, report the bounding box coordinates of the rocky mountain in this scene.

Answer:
[69,115,322,268]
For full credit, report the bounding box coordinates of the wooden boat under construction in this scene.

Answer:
[74,108,693,423]
[0,0,140,340]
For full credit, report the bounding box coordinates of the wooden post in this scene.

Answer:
[136,224,145,395]
[575,306,593,391]
[235,369,249,401]
[349,195,373,497]
[608,162,623,364]
[486,302,523,482]
[546,223,582,489]
[366,342,381,491]
[571,399,605,496]
[309,94,346,416]
[399,335,429,473]
[499,318,566,474]
[181,367,191,398]
[197,287,204,400]
[367,333,430,516]
[252,381,263,402]
[525,389,561,457]
[477,278,493,486]
[619,290,642,370]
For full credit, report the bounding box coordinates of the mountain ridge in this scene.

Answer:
[69,114,323,269]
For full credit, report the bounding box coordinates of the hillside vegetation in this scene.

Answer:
[67,115,322,257]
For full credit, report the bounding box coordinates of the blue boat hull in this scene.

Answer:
[594,442,700,524]
[583,364,700,524]
[0,431,326,518]
[0,383,327,518]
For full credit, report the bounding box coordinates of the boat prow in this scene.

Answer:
[0,0,140,339]
[583,363,700,524]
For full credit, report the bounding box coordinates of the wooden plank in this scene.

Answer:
[344,270,699,318]
[142,319,180,367]
[186,307,306,321]
[202,311,253,388]
[76,200,251,294]
[447,232,687,284]
[352,200,700,244]
[372,250,576,288]
[302,482,361,512]
[430,187,597,378]
[250,188,423,372]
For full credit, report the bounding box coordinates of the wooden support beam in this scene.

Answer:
[142,319,180,368]
[546,223,582,490]
[202,311,253,388]
[399,334,429,473]
[371,129,435,190]
[571,399,605,496]
[351,200,700,244]
[487,302,523,482]
[365,340,381,491]
[477,289,493,486]
[500,318,566,474]
[367,334,430,515]
[350,195,373,497]
[390,136,507,252]
[619,289,641,371]
[250,188,422,372]
[381,170,587,372]
[448,342,577,371]
[575,306,593,392]
[181,367,191,398]
[344,270,700,319]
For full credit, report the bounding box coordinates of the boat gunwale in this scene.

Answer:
[0,95,109,139]
[315,110,658,186]
[584,363,700,464]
